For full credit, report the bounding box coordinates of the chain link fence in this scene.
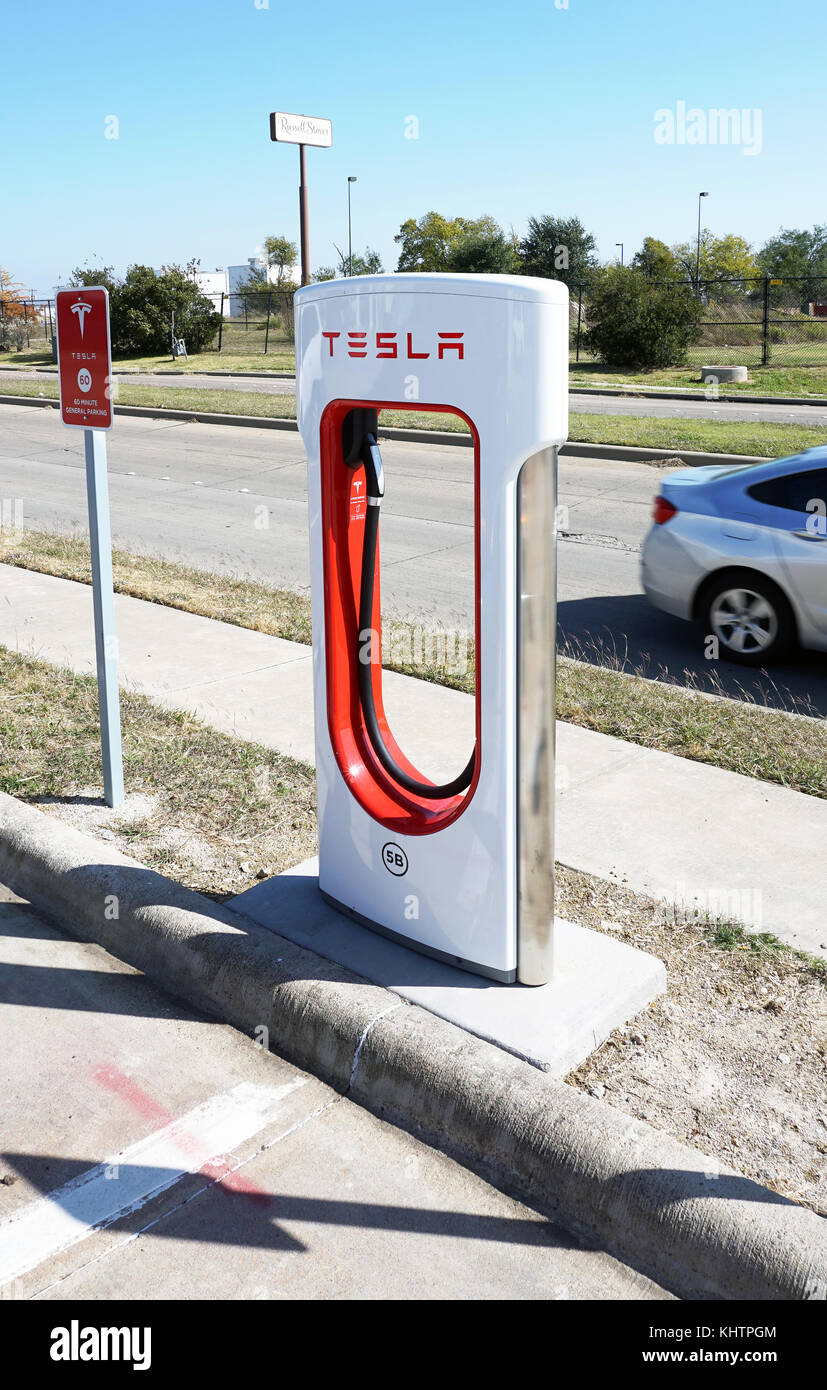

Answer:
[200,288,296,358]
[0,298,54,355]
[7,276,827,369]
[0,288,297,362]
[571,275,827,367]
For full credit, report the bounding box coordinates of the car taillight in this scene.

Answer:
[652,495,678,525]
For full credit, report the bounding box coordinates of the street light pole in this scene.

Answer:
[615,242,624,266]
[696,191,709,294]
[347,176,357,277]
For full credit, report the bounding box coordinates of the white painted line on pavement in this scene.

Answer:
[0,1079,306,1287]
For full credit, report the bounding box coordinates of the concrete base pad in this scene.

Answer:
[231,858,666,1076]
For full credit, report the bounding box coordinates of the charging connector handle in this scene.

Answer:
[357,433,476,800]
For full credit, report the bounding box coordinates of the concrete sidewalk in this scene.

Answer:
[1,562,825,955]
[1,885,666,1300]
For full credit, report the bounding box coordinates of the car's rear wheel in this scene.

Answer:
[700,571,794,664]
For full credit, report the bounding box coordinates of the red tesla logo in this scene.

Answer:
[321,331,464,361]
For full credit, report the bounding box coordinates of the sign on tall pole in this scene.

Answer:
[55,287,124,808]
[270,111,333,286]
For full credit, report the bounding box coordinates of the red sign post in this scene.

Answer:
[54,285,123,806]
[55,286,113,430]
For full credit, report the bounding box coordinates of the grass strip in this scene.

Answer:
[1,529,824,799]
[0,646,317,899]
[7,349,827,399]
[4,378,825,456]
[569,362,827,398]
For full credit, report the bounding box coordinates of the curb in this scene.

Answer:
[1,790,824,1301]
[0,393,771,468]
[4,366,824,406]
[570,384,827,407]
[0,393,299,434]
[0,367,295,380]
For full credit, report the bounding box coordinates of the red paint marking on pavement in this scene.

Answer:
[89,1062,273,1206]
[91,1062,171,1125]
[200,1156,272,1206]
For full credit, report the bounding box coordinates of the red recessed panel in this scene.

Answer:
[319,398,481,835]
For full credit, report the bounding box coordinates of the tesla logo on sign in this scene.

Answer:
[71,300,93,337]
[56,287,114,430]
[321,331,464,361]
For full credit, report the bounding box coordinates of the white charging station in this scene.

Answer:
[295,273,567,985]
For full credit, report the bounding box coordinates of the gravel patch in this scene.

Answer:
[561,863,827,1215]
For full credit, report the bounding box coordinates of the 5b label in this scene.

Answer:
[381,843,408,876]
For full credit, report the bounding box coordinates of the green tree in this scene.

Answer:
[67,262,119,294]
[263,235,298,284]
[313,246,384,280]
[348,247,383,276]
[631,237,681,280]
[394,212,468,271]
[395,212,518,274]
[70,261,220,355]
[672,231,757,287]
[756,226,827,302]
[330,245,384,277]
[446,222,518,274]
[517,214,599,289]
[585,266,703,369]
[235,236,298,295]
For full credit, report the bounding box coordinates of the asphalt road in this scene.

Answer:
[2,367,827,424]
[1,403,824,714]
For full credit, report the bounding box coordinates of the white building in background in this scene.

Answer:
[193,268,230,315]
[193,256,301,317]
[228,256,301,306]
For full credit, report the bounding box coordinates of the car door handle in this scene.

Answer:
[792,529,827,541]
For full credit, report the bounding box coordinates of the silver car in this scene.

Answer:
[641,446,827,663]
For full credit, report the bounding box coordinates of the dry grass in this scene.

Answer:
[557,645,827,798]
[0,647,316,899]
[0,530,313,645]
[562,864,827,1215]
[1,529,825,799]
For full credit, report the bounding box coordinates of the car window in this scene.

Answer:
[747,469,827,514]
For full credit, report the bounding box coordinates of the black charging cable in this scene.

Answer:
[357,432,476,800]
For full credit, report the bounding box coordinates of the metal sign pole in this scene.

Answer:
[84,427,124,808]
[269,110,332,288]
[299,143,310,286]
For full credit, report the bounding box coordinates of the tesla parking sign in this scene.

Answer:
[56,286,113,430]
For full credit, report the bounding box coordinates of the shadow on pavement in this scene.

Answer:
[1,1151,578,1257]
[558,594,827,716]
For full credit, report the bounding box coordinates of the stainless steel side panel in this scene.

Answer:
[517,447,557,986]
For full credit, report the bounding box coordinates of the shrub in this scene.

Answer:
[446,228,517,274]
[584,266,703,369]
[70,262,220,356]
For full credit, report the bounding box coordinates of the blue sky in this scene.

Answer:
[3,0,824,294]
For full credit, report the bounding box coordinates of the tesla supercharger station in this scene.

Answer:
[296,273,568,985]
